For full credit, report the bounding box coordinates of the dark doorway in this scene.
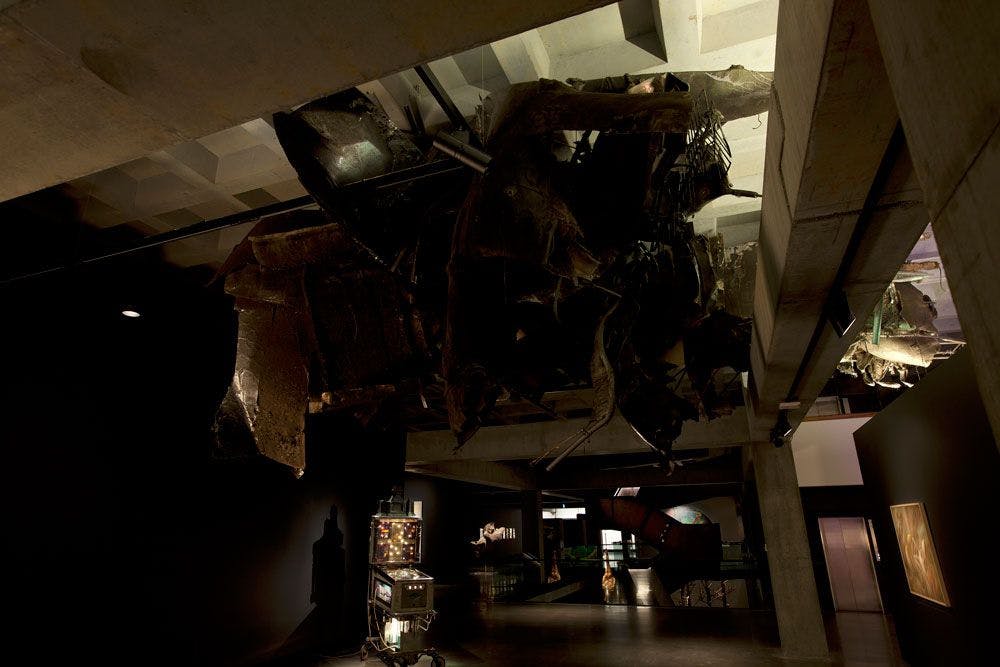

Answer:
[818,517,882,612]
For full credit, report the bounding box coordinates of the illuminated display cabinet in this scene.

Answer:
[363,491,443,665]
[371,516,422,565]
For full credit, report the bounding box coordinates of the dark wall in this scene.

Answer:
[1,255,400,666]
[403,476,472,580]
[854,349,1000,665]
[403,476,528,581]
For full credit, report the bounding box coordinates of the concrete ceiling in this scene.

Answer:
[1,0,778,269]
[0,0,610,200]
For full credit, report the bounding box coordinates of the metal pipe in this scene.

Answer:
[432,133,491,174]
[1,194,316,286]
[545,434,589,472]
[1,160,464,286]
[414,64,482,146]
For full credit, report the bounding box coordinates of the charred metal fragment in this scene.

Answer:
[716,242,757,319]
[214,305,309,470]
[442,72,756,457]
[488,79,692,150]
[537,301,620,470]
[214,66,766,472]
[838,276,960,388]
[274,88,425,263]
[213,216,433,470]
[568,65,773,122]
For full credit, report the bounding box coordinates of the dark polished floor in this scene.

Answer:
[307,604,904,666]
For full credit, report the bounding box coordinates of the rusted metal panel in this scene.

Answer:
[217,305,308,470]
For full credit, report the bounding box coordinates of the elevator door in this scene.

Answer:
[818,517,883,612]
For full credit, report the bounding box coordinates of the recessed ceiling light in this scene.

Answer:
[121,309,141,318]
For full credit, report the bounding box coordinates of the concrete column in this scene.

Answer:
[867,0,1000,451]
[583,498,604,551]
[521,490,545,584]
[750,441,829,659]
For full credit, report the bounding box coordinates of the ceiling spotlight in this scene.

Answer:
[121,309,141,318]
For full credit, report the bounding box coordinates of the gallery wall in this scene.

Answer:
[854,349,1000,665]
[791,416,869,487]
[0,257,401,666]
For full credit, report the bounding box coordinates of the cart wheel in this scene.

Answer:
[431,654,446,666]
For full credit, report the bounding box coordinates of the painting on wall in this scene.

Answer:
[889,502,951,607]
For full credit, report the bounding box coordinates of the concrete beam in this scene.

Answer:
[405,460,535,491]
[0,14,182,202]
[739,0,937,658]
[868,0,1000,447]
[642,0,778,73]
[547,36,664,81]
[653,0,700,69]
[749,0,926,438]
[866,1,1000,220]
[543,463,741,491]
[405,453,740,492]
[406,408,750,464]
[0,0,611,202]
[700,0,779,56]
[781,144,927,429]
[491,29,551,84]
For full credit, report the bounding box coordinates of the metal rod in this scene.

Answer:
[414,64,481,146]
[1,160,464,286]
[359,159,464,190]
[91,195,317,262]
[0,195,316,286]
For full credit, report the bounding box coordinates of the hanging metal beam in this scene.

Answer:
[414,64,482,145]
[1,195,316,285]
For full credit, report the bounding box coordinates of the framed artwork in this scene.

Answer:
[889,502,950,607]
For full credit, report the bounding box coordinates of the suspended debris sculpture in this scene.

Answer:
[837,267,963,389]
[213,66,772,472]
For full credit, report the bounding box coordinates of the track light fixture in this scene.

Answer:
[828,289,856,338]
[770,410,793,447]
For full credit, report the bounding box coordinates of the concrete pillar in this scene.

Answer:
[750,441,829,659]
[583,498,604,551]
[521,490,545,584]
[867,0,1000,451]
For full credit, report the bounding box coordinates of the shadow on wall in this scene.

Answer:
[279,505,349,657]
